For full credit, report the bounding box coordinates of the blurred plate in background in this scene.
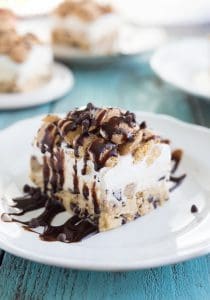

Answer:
[151,38,210,99]
[115,0,210,27]
[54,25,166,64]
[0,63,74,110]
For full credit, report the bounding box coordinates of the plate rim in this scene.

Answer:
[150,37,210,99]
[0,111,210,271]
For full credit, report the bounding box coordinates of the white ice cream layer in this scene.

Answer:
[53,14,121,43]
[0,44,53,87]
[62,142,171,204]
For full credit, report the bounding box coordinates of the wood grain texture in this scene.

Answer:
[0,254,210,300]
[0,59,210,299]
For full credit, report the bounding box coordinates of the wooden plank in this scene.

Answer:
[0,254,210,299]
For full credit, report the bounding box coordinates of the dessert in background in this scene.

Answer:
[0,9,53,93]
[52,0,121,54]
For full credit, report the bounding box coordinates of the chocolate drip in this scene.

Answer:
[40,123,59,154]
[160,139,170,144]
[43,149,64,193]
[74,132,89,157]
[82,184,89,200]
[2,186,97,243]
[73,159,79,194]
[169,149,186,192]
[92,182,100,214]
[55,149,65,190]
[82,151,89,175]
[169,174,186,192]
[49,155,58,193]
[89,138,117,171]
[171,149,183,174]
[43,156,50,193]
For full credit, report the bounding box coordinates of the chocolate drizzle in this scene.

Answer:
[82,184,89,200]
[73,159,79,194]
[82,151,89,175]
[89,138,118,171]
[1,185,97,243]
[43,156,50,193]
[169,174,186,192]
[169,149,186,192]
[171,149,183,174]
[74,132,89,157]
[101,113,135,143]
[40,123,59,154]
[36,103,146,175]
[42,149,64,193]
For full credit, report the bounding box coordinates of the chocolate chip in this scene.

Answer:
[148,195,154,203]
[153,200,159,209]
[112,189,122,201]
[191,204,198,213]
[140,121,146,130]
[121,218,126,225]
[23,184,30,193]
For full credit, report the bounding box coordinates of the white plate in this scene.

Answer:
[0,112,210,271]
[151,38,210,99]
[0,63,74,110]
[54,26,166,63]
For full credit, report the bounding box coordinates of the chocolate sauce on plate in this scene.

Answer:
[1,185,97,243]
[169,174,186,192]
[171,149,183,174]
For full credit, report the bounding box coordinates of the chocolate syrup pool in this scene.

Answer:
[1,150,185,244]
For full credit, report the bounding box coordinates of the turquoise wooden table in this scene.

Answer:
[0,57,210,300]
